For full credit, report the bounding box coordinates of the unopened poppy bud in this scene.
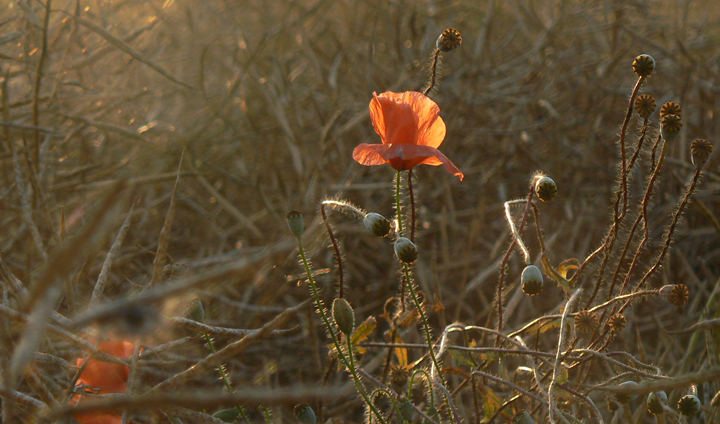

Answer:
[521,265,543,296]
[647,391,668,415]
[691,138,713,169]
[436,28,462,52]
[533,175,557,202]
[332,297,355,336]
[635,94,656,119]
[677,394,701,416]
[394,237,418,263]
[286,210,304,239]
[512,411,535,424]
[660,283,689,307]
[661,113,682,141]
[294,405,317,424]
[660,101,682,118]
[632,54,655,77]
[615,381,639,404]
[189,299,205,322]
[363,212,391,237]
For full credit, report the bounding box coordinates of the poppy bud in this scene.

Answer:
[533,175,557,202]
[394,237,418,263]
[294,405,317,424]
[189,299,205,322]
[521,265,543,296]
[632,54,655,77]
[690,138,713,169]
[635,94,656,119]
[660,113,682,141]
[512,411,535,424]
[646,391,668,415]
[363,212,391,237]
[615,380,639,404]
[286,210,304,239]
[332,297,355,336]
[660,101,682,118]
[677,394,701,416]
[436,28,462,52]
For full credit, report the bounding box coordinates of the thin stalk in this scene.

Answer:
[408,169,416,241]
[297,242,387,424]
[402,263,444,387]
[320,204,344,298]
[423,49,441,95]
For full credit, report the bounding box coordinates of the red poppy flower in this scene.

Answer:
[352,91,464,181]
[71,340,135,424]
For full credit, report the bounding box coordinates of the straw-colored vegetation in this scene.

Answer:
[0,0,718,422]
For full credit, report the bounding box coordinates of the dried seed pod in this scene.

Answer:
[521,265,544,296]
[534,176,558,202]
[660,284,689,307]
[436,28,462,52]
[608,313,626,333]
[286,210,304,239]
[574,310,599,337]
[677,394,701,416]
[632,54,655,77]
[332,297,355,336]
[647,391,668,415]
[394,237,418,263]
[363,212,391,237]
[660,101,682,118]
[690,138,713,169]
[661,113,682,141]
[635,94,656,119]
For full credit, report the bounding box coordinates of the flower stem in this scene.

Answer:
[296,240,387,424]
[395,170,403,236]
[402,263,445,386]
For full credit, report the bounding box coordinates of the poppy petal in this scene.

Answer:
[372,92,418,144]
[353,143,391,166]
[385,144,463,180]
[393,92,446,148]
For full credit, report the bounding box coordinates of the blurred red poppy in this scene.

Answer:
[71,340,135,424]
[353,91,464,181]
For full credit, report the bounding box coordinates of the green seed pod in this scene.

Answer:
[294,405,317,424]
[632,54,655,77]
[677,394,701,416]
[394,237,418,263]
[521,265,543,296]
[646,391,668,415]
[534,176,557,202]
[332,297,355,336]
[286,210,304,239]
[363,212,391,237]
[615,380,639,404]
